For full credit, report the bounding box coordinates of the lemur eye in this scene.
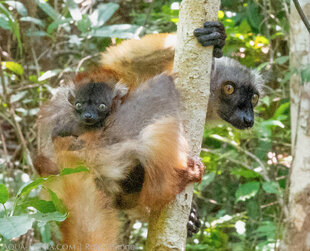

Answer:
[75,102,82,110]
[223,83,235,95]
[98,103,106,111]
[251,94,259,106]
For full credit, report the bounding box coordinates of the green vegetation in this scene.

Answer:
[0,0,293,250]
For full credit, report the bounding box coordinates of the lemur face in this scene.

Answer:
[210,57,263,129]
[216,81,259,129]
[71,82,114,127]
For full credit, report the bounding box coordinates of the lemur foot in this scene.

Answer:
[187,156,205,183]
[187,206,201,237]
[194,21,226,58]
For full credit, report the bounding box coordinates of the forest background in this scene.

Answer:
[0,0,299,250]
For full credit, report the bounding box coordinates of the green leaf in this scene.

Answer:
[89,24,140,39]
[31,211,67,223]
[235,182,260,202]
[198,172,216,190]
[0,13,10,30]
[301,64,310,84]
[67,0,82,21]
[275,56,289,65]
[25,30,50,37]
[260,120,285,129]
[5,1,27,16]
[47,189,66,214]
[10,91,27,103]
[89,3,119,27]
[20,199,56,213]
[34,0,62,20]
[0,184,9,204]
[0,215,34,239]
[246,0,264,33]
[77,15,91,33]
[17,178,45,197]
[255,221,276,238]
[38,69,61,81]
[262,182,281,195]
[272,102,290,120]
[231,168,260,179]
[47,18,71,33]
[60,166,89,176]
[2,61,24,75]
[20,16,45,27]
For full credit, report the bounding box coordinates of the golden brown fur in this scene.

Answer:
[35,34,203,248]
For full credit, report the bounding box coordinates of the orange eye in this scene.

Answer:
[251,94,259,106]
[223,84,234,95]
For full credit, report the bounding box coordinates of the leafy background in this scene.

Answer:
[0,0,291,250]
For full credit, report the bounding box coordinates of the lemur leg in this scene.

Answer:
[194,21,226,58]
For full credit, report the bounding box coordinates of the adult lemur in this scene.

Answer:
[35,21,263,248]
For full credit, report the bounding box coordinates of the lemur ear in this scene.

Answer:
[68,89,76,105]
[113,83,129,100]
[111,83,129,112]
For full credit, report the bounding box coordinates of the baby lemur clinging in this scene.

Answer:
[51,82,125,140]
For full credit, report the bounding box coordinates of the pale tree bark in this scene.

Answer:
[146,0,220,250]
[280,0,310,250]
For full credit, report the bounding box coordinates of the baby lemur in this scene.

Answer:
[51,82,115,140]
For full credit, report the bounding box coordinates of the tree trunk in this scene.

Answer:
[280,0,310,250]
[146,0,220,250]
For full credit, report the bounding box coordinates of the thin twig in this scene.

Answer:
[9,107,35,174]
[0,123,10,169]
[292,0,310,34]
[75,55,93,74]
[0,47,8,103]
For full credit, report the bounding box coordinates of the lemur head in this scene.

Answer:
[69,82,114,127]
[209,57,264,129]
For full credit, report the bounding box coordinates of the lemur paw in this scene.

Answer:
[187,206,201,237]
[193,21,226,58]
[187,156,205,183]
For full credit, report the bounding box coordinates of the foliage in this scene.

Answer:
[0,0,293,250]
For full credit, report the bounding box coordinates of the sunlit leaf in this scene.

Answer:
[20,199,56,213]
[89,3,119,27]
[5,1,27,16]
[20,16,45,27]
[17,178,45,197]
[10,91,27,103]
[38,69,61,82]
[60,166,89,176]
[0,184,9,204]
[236,182,260,202]
[2,61,24,75]
[67,0,82,21]
[89,24,141,39]
[31,211,67,224]
[0,13,10,30]
[0,215,34,239]
[260,120,285,128]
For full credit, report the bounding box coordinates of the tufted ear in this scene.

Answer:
[111,83,129,112]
